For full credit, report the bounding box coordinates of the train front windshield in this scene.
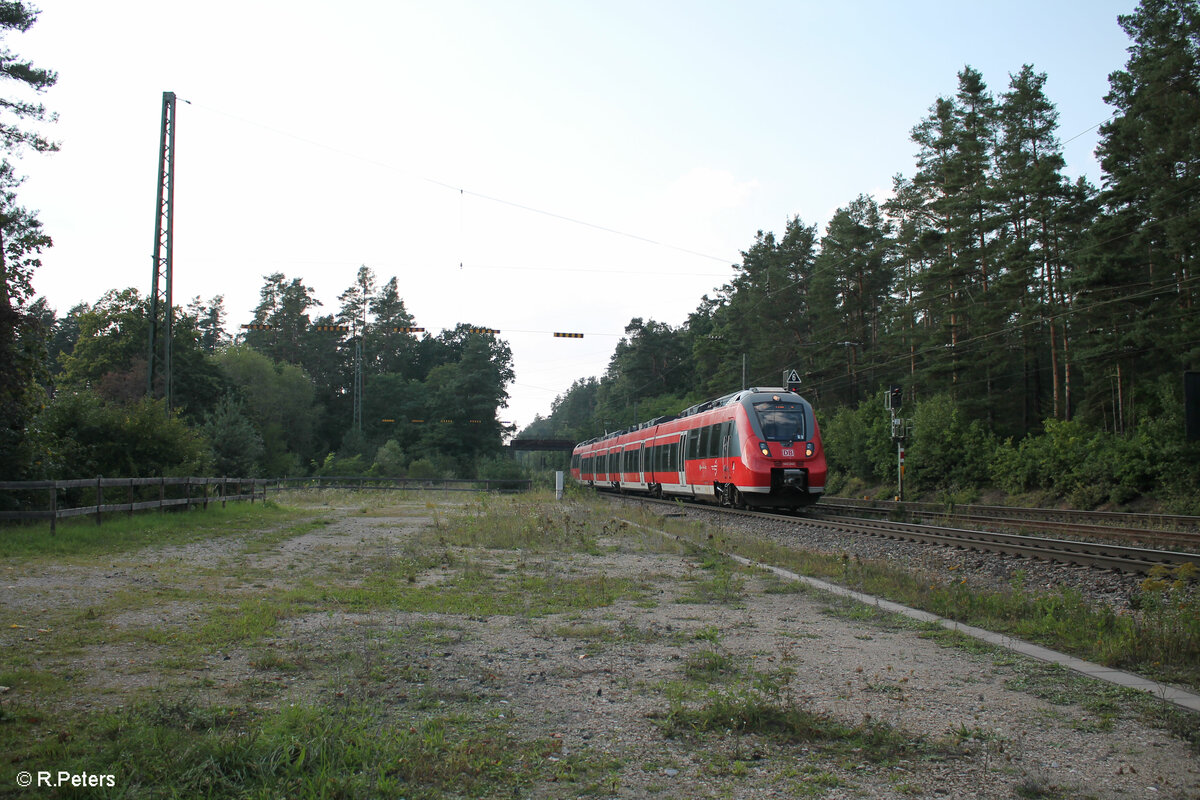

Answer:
[753,401,808,442]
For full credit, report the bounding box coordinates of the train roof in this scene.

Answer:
[574,387,807,449]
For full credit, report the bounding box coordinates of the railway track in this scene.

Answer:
[817,497,1200,552]
[604,493,1200,576]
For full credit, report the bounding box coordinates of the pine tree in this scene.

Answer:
[904,67,1002,420]
[1081,0,1199,430]
[808,195,895,407]
[993,65,1077,431]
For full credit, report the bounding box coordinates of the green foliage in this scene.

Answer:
[204,394,265,477]
[368,438,407,477]
[34,390,211,478]
[820,399,892,490]
[990,392,1200,507]
[474,454,528,482]
[214,344,319,475]
[312,450,369,477]
[907,394,996,492]
[57,288,225,418]
[406,456,450,480]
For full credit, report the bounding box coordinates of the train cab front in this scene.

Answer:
[738,390,826,508]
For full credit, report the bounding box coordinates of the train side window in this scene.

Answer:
[671,442,680,469]
[699,425,711,459]
[686,429,698,460]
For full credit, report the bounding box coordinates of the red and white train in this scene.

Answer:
[570,386,826,509]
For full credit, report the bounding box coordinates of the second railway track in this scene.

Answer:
[602,492,1200,576]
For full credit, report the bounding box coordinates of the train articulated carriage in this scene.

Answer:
[570,387,826,509]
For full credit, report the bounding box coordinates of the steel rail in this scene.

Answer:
[603,494,1200,575]
[821,497,1200,532]
[802,512,1197,574]
[816,503,1200,554]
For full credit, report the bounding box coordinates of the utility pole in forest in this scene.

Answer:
[148,91,177,413]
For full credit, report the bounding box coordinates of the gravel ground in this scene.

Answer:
[3,496,1198,799]
[646,498,1148,614]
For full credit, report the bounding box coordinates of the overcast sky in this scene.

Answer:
[17,1,1136,431]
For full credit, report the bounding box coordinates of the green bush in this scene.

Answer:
[820,399,892,489]
[33,390,211,478]
[988,382,1200,507]
[907,394,995,493]
[475,455,528,481]
[368,439,407,477]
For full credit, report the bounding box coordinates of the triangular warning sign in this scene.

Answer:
[784,369,801,387]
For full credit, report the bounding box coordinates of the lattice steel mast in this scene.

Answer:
[147,91,177,411]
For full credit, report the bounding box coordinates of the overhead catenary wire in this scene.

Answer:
[186,100,738,267]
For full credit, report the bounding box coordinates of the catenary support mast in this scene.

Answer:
[147,91,177,412]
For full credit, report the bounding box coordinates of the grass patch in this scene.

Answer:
[0,502,305,560]
[681,648,741,683]
[0,697,613,799]
[677,552,746,605]
[657,675,929,767]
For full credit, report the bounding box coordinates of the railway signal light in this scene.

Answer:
[885,385,903,410]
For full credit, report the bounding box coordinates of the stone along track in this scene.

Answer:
[606,494,1200,576]
[818,498,1200,553]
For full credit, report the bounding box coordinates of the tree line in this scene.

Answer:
[522,0,1200,510]
[3,265,517,485]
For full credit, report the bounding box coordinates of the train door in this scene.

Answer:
[677,433,688,491]
[720,421,732,482]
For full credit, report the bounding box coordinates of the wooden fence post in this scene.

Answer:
[222,476,227,509]
[128,477,135,518]
[159,476,166,511]
[95,475,103,526]
[49,482,57,535]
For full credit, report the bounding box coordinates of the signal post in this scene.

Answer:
[886,385,907,501]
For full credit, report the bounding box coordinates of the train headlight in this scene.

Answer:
[805,441,815,457]
[759,441,770,457]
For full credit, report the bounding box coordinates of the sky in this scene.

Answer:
[14,0,1138,433]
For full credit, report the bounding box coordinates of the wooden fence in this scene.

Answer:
[0,477,268,534]
[268,476,533,493]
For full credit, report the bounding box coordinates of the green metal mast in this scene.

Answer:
[147,91,176,412]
